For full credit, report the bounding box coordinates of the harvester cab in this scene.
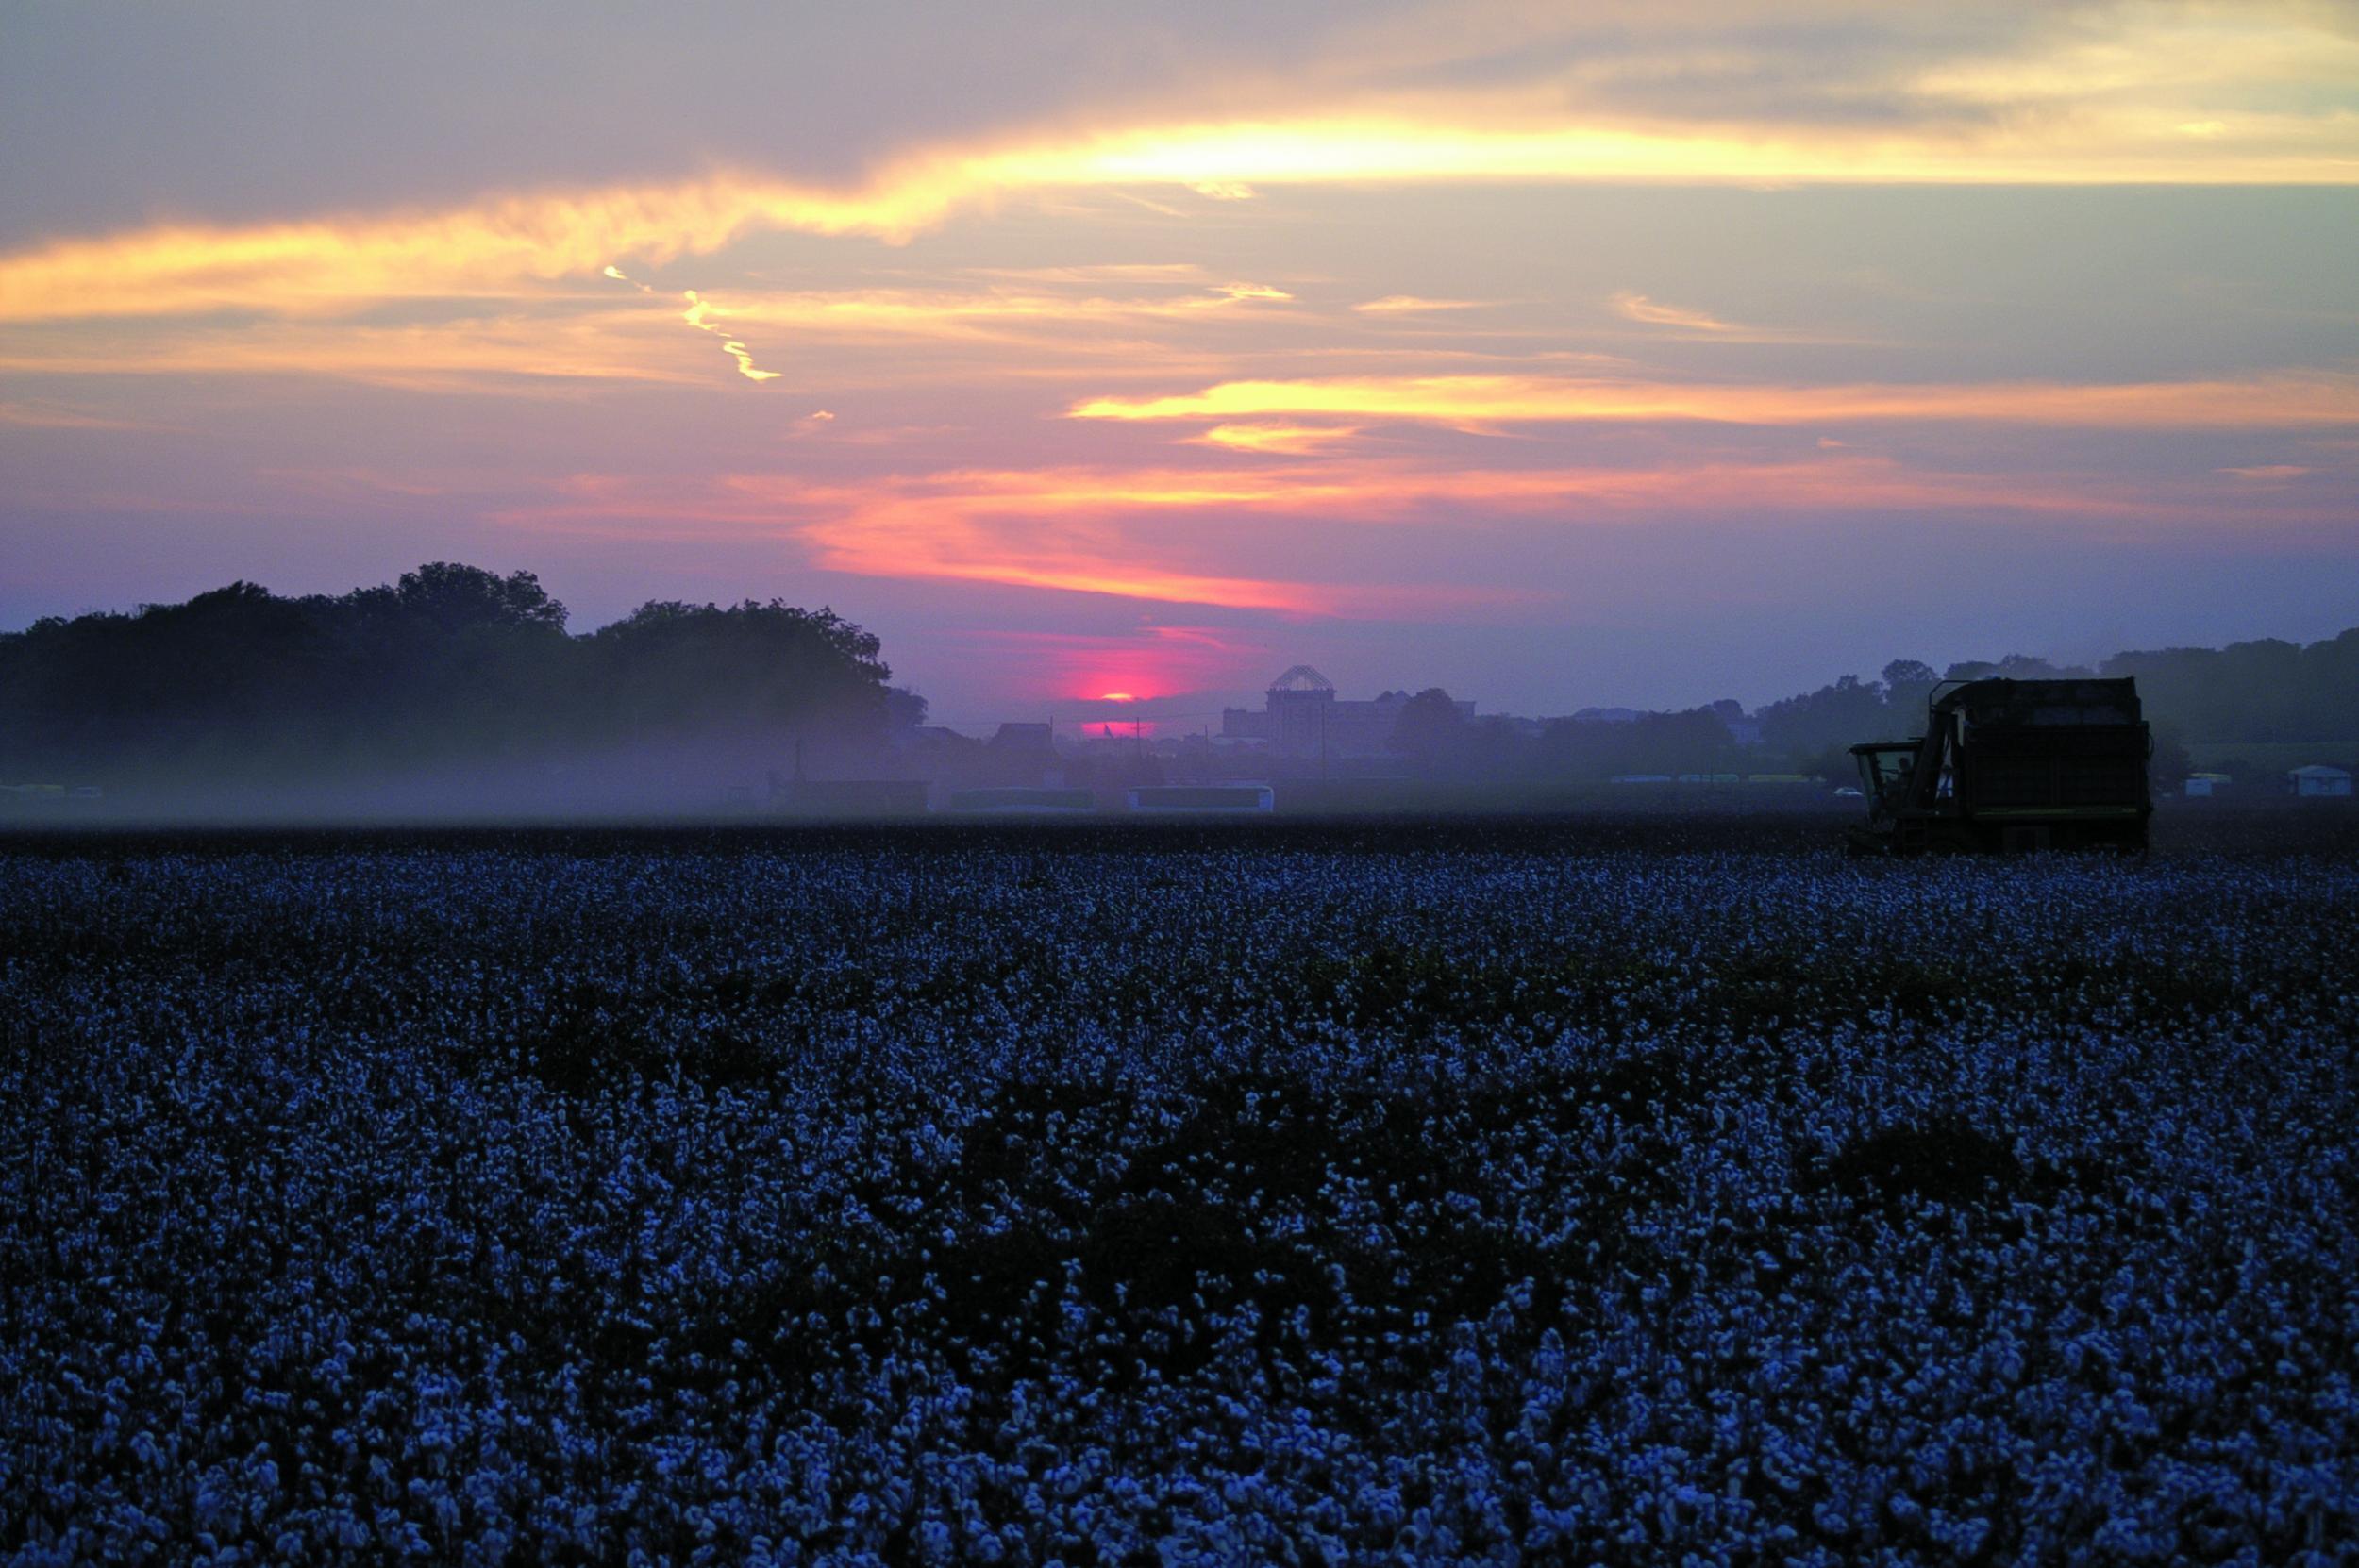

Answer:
[1846,677,2151,856]
[1852,742,1919,817]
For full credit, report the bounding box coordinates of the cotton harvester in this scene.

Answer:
[1847,678,2151,855]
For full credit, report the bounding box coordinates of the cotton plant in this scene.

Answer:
[2,822,2354,1563]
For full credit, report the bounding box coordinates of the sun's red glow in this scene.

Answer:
[1099,691,1137,702]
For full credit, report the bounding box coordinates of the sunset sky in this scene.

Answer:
[4,1,2356,727]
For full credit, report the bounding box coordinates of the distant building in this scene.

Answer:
[983,722,1064,787]
[1221,666,1473,758]
[1128,783,1275,813]
[2288,764,2352,798]
[990,722,1054,753]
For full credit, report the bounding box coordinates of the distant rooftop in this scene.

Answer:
[1267,665,1335,693]
[989,722,1055,749]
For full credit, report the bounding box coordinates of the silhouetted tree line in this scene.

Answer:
[1534,707,1748,781]
[0,564,902,801]
[1758,633,2359,778]
[8,564,2353,800]
[1357,629,2359,787]
[1380,690,1748,784]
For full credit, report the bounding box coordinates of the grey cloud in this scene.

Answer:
[0,2,2201,248]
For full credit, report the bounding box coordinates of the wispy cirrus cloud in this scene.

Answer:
[712,278,1298,342]
[1353,295,1490,314]
[1610,291,1742,333]
[1605,291,1855,344]
[0,268,1316,392]
[0,398,146,430]
[0,309,706,391]
[1072,372,2359,431]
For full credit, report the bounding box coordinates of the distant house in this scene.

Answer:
[892,725,973,752]
[2287,764,2352,798]
[985,722,1064,787]
[990,722,1055,753]
[2183,773,2233,798]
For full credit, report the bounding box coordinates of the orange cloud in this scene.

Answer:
[0,174,967,325]
[1021,112,2359,192]
[484,448,2217,628]
[1192,423,1366,455]
[1072,373,2359,430]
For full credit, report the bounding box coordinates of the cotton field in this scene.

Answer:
[4,818,2355,1565]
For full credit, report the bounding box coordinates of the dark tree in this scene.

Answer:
[1534,708,1743,782]
[1390,688,1468,770]
[0,567,902,809]
[587,599,892,742]
[390,562,569,633]
[1756,675,1891,773]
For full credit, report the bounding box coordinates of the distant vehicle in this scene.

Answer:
[0,783,101,814]
[1847,677,2151,856]
[946,787,1096,814]
[1832,785,1863,798]
[1126,783,1275,813]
